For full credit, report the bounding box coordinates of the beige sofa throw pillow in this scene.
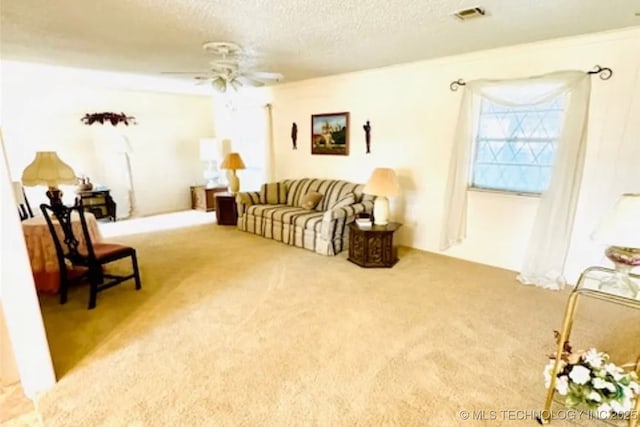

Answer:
[328,192,356,210]
[260,182,287,205]
[299,191,323,210]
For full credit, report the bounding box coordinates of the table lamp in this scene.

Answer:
[21,151,77,208]
[363,168,400,225]
[220,152,245,193]
[591,193,640,298]
[200,138,220,188]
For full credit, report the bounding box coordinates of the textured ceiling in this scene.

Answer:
[1,0,639,83]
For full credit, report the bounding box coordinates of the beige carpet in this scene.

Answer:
[36,223,639,426]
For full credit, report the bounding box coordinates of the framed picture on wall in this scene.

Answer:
[311,112,349,155]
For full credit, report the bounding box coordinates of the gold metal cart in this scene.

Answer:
[539,266,640,426]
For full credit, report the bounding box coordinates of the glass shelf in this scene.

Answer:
[575,266,640,309]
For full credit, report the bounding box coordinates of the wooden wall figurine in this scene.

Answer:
[291,122,298,150]
[363,121,371,154]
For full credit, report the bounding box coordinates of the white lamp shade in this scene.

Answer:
[21,151,76,187]
[199,138,219,161]
[363,168,400,197]
[591,193,640,248]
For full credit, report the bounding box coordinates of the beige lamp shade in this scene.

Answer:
[592,193,640,248]
[220,152,246,171]
[363,168,400,197]
[21,151,77,187]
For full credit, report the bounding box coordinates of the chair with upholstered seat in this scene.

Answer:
[40,203,141,309]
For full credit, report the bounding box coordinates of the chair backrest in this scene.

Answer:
[40,203,98,267]
[12,182,34,220]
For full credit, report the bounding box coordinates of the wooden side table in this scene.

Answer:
[190,185,227,212]
[215,193,238,226]
[75,189,117,222]
[348,222,401,268]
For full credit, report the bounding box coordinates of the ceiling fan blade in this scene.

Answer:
[242,71,283,81]
[234,76,265,87]
[161,71,211,75]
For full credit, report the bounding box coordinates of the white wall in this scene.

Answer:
[259,27,640,282]
[0,128,56,398]
[1,61,215,217]
[0,304,20,386]
[212,95,271,192]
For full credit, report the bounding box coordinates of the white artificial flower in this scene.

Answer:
[596,403,611,419]
[622,384,637,398]
[543,360,555,388]
[592,377,616,392]
[556,375,569,395]
[569,365,591,385]
[583,349,604,368]
[587,391,602,402]
[610,399,631,414]
[604,363,622,377]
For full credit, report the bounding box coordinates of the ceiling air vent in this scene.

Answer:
[452,7,486,21]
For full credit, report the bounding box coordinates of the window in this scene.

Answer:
[470,95,565,194]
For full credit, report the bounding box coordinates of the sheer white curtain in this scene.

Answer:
[88,125,135,219]
[440,71,592,289]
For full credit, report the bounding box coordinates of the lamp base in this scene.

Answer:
[598,246,640,298]
[46,186,65,208]
[373,196,389,225]
[228,171,240,194]
[203,161,220,189]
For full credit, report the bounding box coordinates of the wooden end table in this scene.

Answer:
[348,222,401,268]
[190,185,228,212]
[215,193,238,226]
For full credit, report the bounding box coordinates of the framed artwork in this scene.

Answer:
[311,112,349,155]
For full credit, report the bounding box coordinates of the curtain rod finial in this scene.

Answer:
[450,79,466,91]
[588,65,613,80]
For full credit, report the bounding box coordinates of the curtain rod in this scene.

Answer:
[449,65,613,91]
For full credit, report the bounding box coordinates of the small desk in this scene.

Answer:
[22,212,102,293]
[348,222,401,268]
[75,189,117,221]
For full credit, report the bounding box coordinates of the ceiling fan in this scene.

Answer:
[163,42,283,92]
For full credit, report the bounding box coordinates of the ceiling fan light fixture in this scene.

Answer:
[212,76,227,92]
[202,41,241,56]
[230,79,243,91]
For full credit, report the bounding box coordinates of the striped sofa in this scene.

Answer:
[236,178,374,255]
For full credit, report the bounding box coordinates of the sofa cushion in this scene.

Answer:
[260,182,288,205]
[317,181,363,211]
[328,192,356,210]
[284,178,366,212]
[247,204,298,219]
[292,211,324,230]
[299,191,323,210]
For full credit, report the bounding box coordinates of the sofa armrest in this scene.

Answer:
[322,201,374,222]
[235,191,261,216]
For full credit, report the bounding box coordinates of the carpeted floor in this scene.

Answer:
[36,222,639,426]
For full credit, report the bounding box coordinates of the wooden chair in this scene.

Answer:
[40,203,141,309]
[12,181,34,220]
